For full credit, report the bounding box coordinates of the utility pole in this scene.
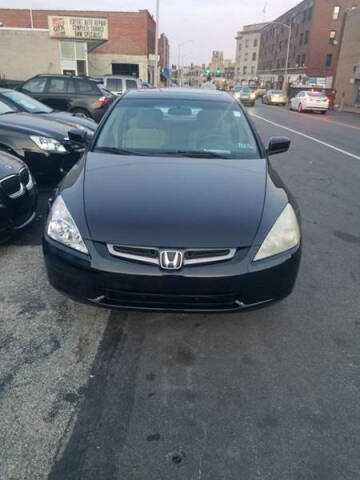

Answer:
[154,0,160,87]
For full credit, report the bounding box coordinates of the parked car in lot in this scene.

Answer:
[102,75,142,96]
[290,91,329,114]
[0,150,37,242]
[0,88,97,134]
[43,88,301,312]
[233,86,256,106]
[0,98,86,182]
[18,74,114,122]
[262,90,288,106]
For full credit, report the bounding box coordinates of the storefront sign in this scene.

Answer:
[49,16,108,40]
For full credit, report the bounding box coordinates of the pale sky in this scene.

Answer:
[3,0,300,65]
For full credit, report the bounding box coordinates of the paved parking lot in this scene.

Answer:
[1,103,360,480]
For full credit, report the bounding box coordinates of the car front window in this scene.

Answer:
[4,91,52,113]
[94,98,260,159]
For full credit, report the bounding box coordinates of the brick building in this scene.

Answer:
[334,7,360,107]
[257,0,360,89]
[0,8,161,83]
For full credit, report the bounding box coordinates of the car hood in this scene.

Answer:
[0,151,25,178]
[83,153,267,248]
[0,112,71,139]
[40,112,97,131]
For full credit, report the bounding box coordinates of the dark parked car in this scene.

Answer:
[18,74,114,122]
[0,150,37,242]
[0,98,85,182]
[0,88,97,134]
[43,88,301,312]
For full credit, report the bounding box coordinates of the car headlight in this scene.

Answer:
[30,136,66,153]
[46,195,88,254]
[254,204,300,261]
[235,92,241,98]
[250,93,256,99]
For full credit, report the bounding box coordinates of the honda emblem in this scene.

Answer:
[159,250,183,270]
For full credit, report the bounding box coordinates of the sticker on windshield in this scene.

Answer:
[233,111,242,117]
[238,143,255,150]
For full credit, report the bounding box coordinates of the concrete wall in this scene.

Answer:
[334,8,360,106]
[0,29,61,81]
[88,53,149,82]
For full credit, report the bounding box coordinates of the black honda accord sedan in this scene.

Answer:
[43,88,301,312]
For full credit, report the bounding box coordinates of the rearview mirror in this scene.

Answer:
[68,128,87,145]
[267,136,290,156]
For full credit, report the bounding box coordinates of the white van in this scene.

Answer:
[103,76,142,96]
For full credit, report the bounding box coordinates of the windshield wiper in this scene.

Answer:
[160,150,230,159]
[94,146,149,156]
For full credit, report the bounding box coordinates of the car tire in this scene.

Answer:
[71,108,92,119]
[321,110,327,115]
[298,103,303,113]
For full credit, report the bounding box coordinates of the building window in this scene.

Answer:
[243,66,247,74]
[299,33,304,45]
[301,54,306,66]
[332,6,340,20]
[326,53,333,66]
[302,10,306,22]
[254,39,258,47]
[297,55,301,66]
[245,39,249,47]
[304,31,309,44]
[329,30,336,44]
[252,52,257,61]
[307,7,313,21]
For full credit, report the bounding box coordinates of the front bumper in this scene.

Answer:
[24,149,84,181]
[43,235,301,312]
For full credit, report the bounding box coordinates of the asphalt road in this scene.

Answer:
[1,103,360,480]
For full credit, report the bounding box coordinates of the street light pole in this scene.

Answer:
[264,21,291,93]
[154,0,160,87]
[177,40,193,87]
[284,24,292,94]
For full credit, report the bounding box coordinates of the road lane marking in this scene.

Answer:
[269,106,360,131]
[250,113,360,161]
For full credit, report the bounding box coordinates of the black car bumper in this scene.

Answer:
[24,149,84,181]
[43,236,301,312]
[0,184,37,241]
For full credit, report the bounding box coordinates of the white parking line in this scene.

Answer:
[250,113,360,161]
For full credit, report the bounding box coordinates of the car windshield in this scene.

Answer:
[272,90,283,94]
[94,98,260,159]
[3,90,53,113]
[241,87,251,93]
[106,78,123,91]
[234,85,242,92]
[0,99,16,115]
[307,92,326,98]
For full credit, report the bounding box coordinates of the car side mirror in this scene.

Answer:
[68,128,87,145]
[267,136,290,156]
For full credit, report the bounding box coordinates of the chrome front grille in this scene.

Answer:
[19,167,33,190]
[107,244,236,268]
[0,174,24,199]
